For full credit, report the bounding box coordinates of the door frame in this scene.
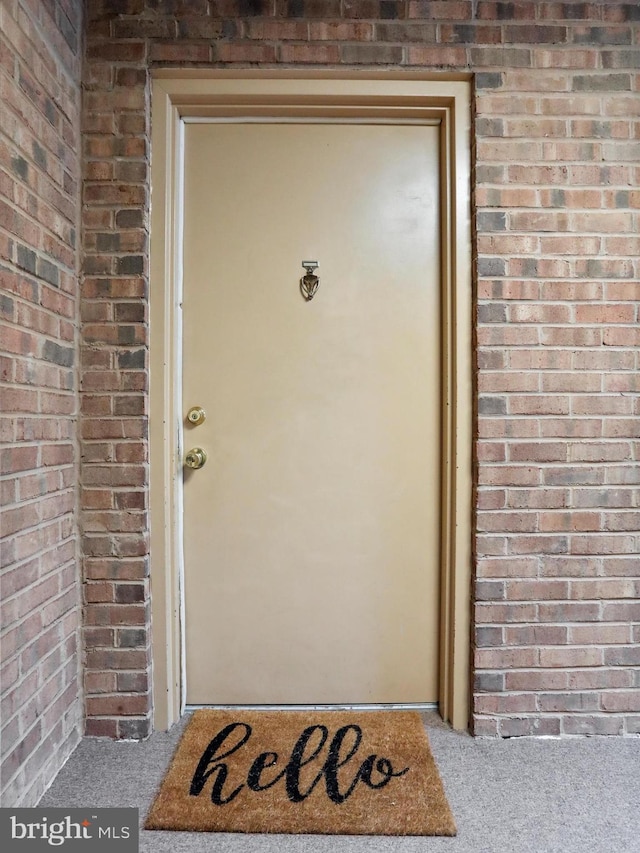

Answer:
[149,71,473,730]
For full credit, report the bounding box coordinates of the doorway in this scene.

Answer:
[182,120,441,705]
[149,73,472,729]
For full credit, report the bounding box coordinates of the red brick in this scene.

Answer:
[85,649,149,671]
[510,210,571,232]
[442,24,502,44]
[149,42,211,63]
[563,715,625,735]
[568,670,633,691]
[478,372,540,394]
[85,694,150,716]
[539,647,603,667]
[309,22,373,40]
[570,625,631,645]
[84,558,148,581]
[539,511,600,532]
[85,672,118,694]
[477,511,537,533]
[278,44,340,63]
[116,672,148,692]
[475,603,538,623]
[542,373,601,393]
[543,420,604,441]
[246,20,308,40]
[84,627,115,648]
[509,442,567,463]
[478,489,506,512]
[539,235,603,255]
[509,396,570,416]
[478,1,535,21]
[476,557,538,579]
[215,43,277,63]
[536,48,599,69]
[408,1,472,19]
[539,692,600,712]
[276,0,340,16]
[405,45,467,66]
[498,714,562,737]
[506,580,570,601]
[0,445,39,474]
[478,466,542,487]
[84,718,118,737]
[572,578,639,599]
[84,582,115,603]
[604,646,640,667]
[540,327,602,347]
[475,647,539,669]
[476,694,537,714]
[571,397,633,416]
[572,211,634,232]
[506,487,569,509]
[508,349,571,370]
[88,41,146,62]
[504,625,567,645]
[575,304,636,324]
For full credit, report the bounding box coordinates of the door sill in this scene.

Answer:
[184,703,439,712]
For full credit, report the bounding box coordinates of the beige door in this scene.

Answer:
[182,121,441,705]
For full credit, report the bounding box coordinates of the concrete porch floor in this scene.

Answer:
[40,714,640,853]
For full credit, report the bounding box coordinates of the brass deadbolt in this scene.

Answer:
[185,447,207,470]
[187,406,206,426]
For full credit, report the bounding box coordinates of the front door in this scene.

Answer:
[181,120,441,705]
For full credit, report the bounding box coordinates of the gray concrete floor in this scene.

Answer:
[41,714,640,853]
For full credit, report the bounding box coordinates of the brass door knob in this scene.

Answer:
[185,447,207,470]
[186,406,206,425]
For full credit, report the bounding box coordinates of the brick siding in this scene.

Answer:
[0,0,83,805]
[82,1,639,738]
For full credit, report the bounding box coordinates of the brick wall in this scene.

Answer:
[0,0,84,805]
[82,0,640,738]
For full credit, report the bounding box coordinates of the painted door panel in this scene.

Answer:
[182,122,441,704]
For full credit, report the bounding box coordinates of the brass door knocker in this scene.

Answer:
[300,261,319,302]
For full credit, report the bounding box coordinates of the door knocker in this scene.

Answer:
[300,261,320,302]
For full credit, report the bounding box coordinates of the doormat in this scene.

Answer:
[145,709,456,836]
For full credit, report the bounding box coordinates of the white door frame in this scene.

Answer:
[149,71,473,731]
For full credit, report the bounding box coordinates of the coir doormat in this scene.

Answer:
[145,709,456,836]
